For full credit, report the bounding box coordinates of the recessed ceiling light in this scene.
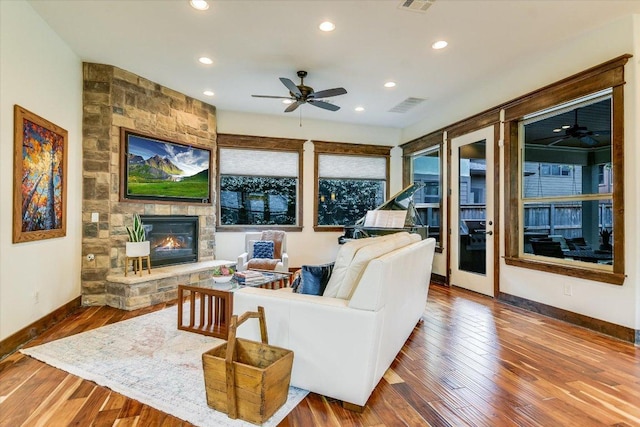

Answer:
[198,57,213,65]
[203,90,214,96]
[384,81,396,88]
[282,99,293,104]
[319,21,336,32]
[189,0,209,11]
[432,40,448,50]
[355,106,365,112]
[553,128,562,133]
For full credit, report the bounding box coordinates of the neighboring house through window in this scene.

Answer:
[401,132,443,246]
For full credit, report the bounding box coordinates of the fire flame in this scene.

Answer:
[159,236,184,249]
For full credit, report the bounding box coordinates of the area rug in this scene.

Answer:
[20,304,308,427]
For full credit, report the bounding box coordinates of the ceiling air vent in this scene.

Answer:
[389,97,427,113]
[398,0,435,13]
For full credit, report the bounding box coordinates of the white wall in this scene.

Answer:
[214,110,403,267]
[405,15,640,330]
[0,1,83,340]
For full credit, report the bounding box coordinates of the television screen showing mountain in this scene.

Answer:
[122,130,211,203]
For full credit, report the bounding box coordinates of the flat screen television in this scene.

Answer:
[120,128,212,204]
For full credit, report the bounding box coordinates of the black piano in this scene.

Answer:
[339,183,429,244]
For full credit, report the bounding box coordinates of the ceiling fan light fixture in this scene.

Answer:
[553,128,562,133]
[198,56,213,65]
[562,125,571,129]
[319,21,336,32]
[384,81,397,88]
[282,99,294,104]
[432,40,448,50]
[189,0,209,11]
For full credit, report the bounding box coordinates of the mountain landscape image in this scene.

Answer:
[126,134,210,201]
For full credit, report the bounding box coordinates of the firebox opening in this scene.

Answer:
[140,215,199,267]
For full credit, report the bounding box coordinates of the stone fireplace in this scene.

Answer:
[142,215,199,267]
[81,63,218,310]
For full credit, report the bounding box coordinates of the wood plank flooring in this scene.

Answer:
[1,284,638,426]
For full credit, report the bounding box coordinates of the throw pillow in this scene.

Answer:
[296,262,335,296]
[247,239,259,259]
[253,240,275,259]
[290,270,302,292]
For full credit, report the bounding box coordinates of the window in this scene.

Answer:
[217,134,304,230]
[411,146,442,244]
[504,55,628,285]
[521,90,613,263]
[313,142,390,230]
[401,131,443,246]
[539,164,571,177]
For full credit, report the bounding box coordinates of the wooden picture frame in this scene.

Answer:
[120,128,212,204]
[13,105,68,243]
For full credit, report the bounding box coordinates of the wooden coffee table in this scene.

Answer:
[177,270,290,339]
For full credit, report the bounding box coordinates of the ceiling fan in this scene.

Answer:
[252,70,347,113]
[546,108,609,146]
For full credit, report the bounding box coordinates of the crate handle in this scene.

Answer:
[224,306,268,419]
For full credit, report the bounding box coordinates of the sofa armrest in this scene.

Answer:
[233,287,383,406]
[237,252,249,271]
[281,253,289,270]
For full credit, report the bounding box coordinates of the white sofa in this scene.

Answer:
[233,232,436,408]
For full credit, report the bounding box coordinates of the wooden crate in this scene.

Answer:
[202,307,293,425]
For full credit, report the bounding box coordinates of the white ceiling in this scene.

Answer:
[29,0,640,129]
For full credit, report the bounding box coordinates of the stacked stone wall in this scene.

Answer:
[81,63,217,307]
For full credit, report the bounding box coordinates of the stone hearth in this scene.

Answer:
[105,260,232,310]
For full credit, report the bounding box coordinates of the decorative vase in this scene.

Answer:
[126,241,150,257]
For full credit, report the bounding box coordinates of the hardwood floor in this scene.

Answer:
[1,284,638,426]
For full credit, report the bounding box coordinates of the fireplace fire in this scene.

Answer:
[140,215,199,267]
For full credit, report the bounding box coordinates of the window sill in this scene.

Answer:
[504,256,625,285]
[216,225,303,232]
[313,226,345,232]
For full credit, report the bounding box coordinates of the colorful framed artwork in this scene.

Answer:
[13,105,68,243]
[119,128,212,204]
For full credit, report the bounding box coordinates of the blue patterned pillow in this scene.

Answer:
[253,240,275,259]
[296,262,335,296]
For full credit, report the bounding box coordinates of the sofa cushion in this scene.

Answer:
[329,232,418,300]
[295,263,335,296]
[322,237,383,298]
[253,240,275,259]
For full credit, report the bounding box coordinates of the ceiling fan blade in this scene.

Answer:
[252,95,295,99]
[548,136,570,146]
[309,87,347,99]
[308,99,340,111]
[280,78,302,98]
[580,135,599,145]
[284,101,303,113]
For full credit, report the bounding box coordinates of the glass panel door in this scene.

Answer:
[450,126,494,296]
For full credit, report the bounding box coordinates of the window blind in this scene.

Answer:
[219,148,298,177]
[318,154,386,180]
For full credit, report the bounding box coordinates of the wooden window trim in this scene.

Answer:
[216,134,305,231]
[313,141,392,232]
[503,57,629,285]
